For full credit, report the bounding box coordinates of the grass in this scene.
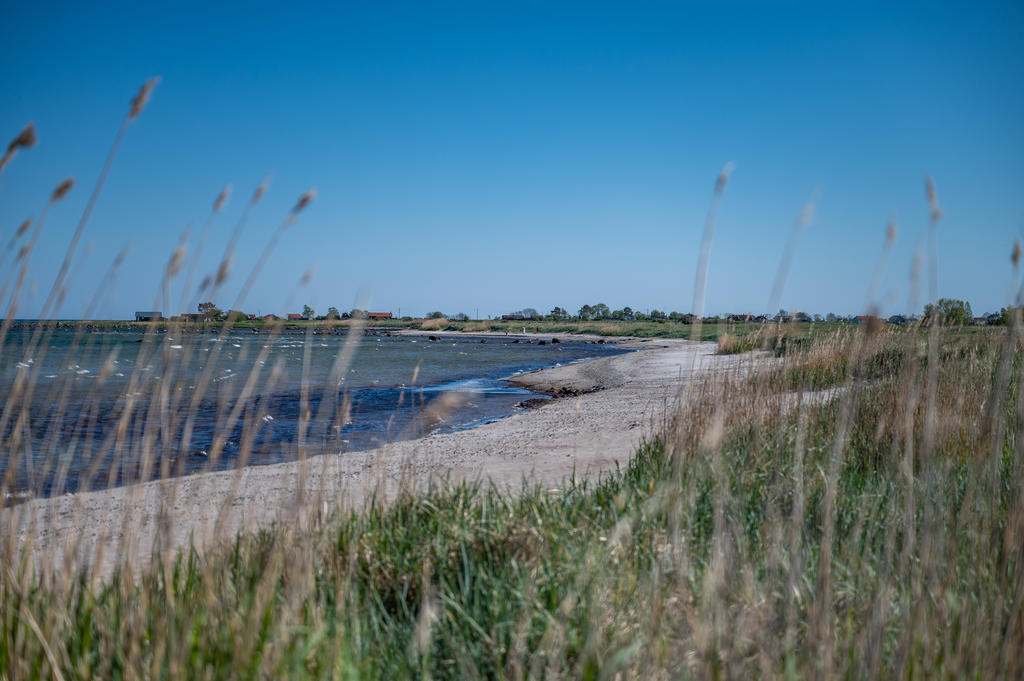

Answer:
[3,324,1022,679]
[3,80,1022,679]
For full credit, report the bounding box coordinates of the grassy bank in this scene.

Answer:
[3,325,1021,679]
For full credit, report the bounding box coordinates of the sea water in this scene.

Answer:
[0,327,625,497]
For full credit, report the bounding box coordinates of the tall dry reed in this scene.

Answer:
[0,83,1020,681]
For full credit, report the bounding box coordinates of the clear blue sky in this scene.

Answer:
[1,0,1022,319]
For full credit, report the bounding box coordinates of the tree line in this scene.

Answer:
[183,298,1017,326]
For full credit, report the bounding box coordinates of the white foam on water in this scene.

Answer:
[419,377,532,395]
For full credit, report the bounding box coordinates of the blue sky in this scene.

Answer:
[1,1,1022,319]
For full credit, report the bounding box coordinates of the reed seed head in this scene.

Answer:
[797,188,821,228]
[865,306,882,335]
[1013,240,1021,267]
[51,177,74,202]
[7,122,37,153]
[166,245,186,277]
[213,184,232,212]
[215,256,232,286]
[714,161,736,196]
[253,176,270,204]
[14,218,32,240]
[129,77,161,120]
[0,122,38,172]
[292,189,316,215]
[925,175,942,222]
[886,221,897,246]
[798,203,814,228]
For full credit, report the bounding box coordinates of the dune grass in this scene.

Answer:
[3,324,1022,679]
[3,80,1022,680]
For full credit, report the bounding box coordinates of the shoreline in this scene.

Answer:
[1,329,625,500]
[2,335,748,579]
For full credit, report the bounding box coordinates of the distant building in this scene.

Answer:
[262,314,281,321]
[287,313,304,320]
[171,313,204,323]
[367,312,392,319]
[135,311,163,322]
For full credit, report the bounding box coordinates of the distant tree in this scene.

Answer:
[813,314,823,322]
[825,312,838,322]
[622,306,634,319]
[198,301,223,321]
[923,298,973,326]
[350,309,368,320]
[592,303,611,320]
[427,311,445,319]
[451,312,469,321]
[795,311,812,322]
[521,308,539,320]
[302,304,315,320]
[649,309,666,320]
[326,306,340,320]
[549,306,569,320]
[577,304,594,321]
[998,307,1021,326]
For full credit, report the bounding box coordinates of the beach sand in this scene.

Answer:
[3,333,752,580]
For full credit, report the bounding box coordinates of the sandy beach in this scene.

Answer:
[3,333,749,579]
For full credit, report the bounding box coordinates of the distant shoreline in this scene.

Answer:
[0,317,801,341]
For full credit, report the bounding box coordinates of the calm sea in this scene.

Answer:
[0,327,625,498]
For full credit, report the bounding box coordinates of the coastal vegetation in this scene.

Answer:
[3,80,1021,680]
[3,322,1021,679]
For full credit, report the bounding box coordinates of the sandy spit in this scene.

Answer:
[2,333,753,580]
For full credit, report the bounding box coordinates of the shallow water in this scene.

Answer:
[0,327,625,497]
